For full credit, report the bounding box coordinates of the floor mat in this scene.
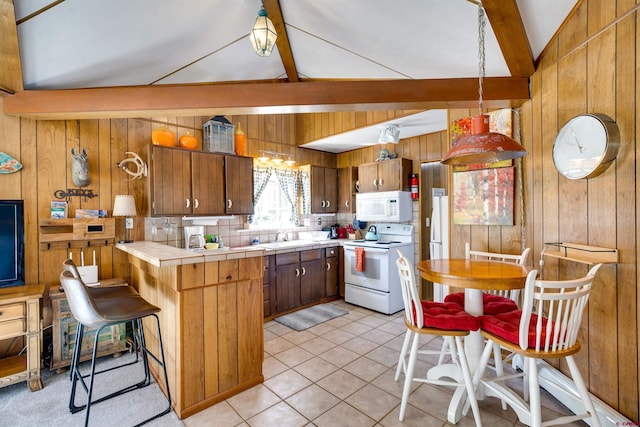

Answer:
[274,304,348,331]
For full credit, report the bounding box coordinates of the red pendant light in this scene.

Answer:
[441,4,527,166]
[441,114,527,165]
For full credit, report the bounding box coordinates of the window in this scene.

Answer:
[252,174,292,227]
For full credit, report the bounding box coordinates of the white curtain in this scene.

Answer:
[248,167,273,224]
[275,169,299,226]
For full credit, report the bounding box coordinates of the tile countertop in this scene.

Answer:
[115,239,345,267]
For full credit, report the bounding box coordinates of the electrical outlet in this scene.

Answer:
[125,218,134,229]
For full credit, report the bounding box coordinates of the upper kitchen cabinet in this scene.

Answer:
[309,166,337,214]
[148,145,253,216]
[337,166,357,214]
[358,158,412,193]
[224,155,254,215]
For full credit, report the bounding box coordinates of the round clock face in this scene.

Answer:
[552,114,620,180]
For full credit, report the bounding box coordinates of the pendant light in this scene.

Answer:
[378,124,400,144]
[250,2,278,57]
[441,4,527,166]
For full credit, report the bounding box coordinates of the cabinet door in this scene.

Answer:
[325,256,339,298]
[358,163,379,192]
[149,145,192,216]
[378,158,412,191]
[275,263,300,313]
[324,167,337,213]
[337,167,356,213]
[225,156,254,215]
[192,151,225,215]
[300,258,324,305]
[310,166,326,213]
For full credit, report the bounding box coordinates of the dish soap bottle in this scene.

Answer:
[234,123,247,156]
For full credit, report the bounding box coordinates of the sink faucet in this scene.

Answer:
[276,232,289,242]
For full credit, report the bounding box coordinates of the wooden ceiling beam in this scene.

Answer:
[483,0,535,77]
[3,77,529,120]
[0,0,23,94]
[263,0,299,82]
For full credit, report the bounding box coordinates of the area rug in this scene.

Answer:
[275,304,348,331]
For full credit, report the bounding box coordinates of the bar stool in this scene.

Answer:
[59,268,172,426]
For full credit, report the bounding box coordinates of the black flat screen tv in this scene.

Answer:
[0,200,25,288]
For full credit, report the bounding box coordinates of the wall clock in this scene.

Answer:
[552,114,620,180]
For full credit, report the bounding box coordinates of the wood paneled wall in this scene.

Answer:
[0,108,336,288]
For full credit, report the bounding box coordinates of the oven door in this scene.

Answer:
[343,245,390,292]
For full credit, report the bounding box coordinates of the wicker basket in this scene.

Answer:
[203,118,235,154]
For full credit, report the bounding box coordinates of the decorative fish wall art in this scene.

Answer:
[0,152,22,173]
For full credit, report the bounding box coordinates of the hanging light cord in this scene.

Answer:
[477,4,486,114]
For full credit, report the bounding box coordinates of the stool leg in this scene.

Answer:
[69,323,85,412]
[136,318,151,386]
[82,325,107,427]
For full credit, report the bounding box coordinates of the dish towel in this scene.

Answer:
[355,247,365,272]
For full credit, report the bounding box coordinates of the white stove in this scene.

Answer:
[343,223,414,314]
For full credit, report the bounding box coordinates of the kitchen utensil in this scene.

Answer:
[329,225,338,239]
[365,225,379,241]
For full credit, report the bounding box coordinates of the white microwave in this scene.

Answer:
[356,191,412,222]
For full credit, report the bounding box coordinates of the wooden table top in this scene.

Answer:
[417,259,531,291]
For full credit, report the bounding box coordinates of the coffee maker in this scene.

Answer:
[184,225,205,250]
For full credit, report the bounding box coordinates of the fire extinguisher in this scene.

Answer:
[410,174,419,199]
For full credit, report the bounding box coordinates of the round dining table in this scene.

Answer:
[416,258,532,424]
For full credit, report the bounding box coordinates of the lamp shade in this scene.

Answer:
[250,6,277,57]
[112,195,137,217]
[441,115,527,165]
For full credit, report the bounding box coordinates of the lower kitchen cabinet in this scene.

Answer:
[267,245,342,318]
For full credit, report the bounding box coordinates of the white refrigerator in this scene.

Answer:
[429,189,449,302]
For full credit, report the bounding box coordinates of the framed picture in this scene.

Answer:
[453,166,515,225]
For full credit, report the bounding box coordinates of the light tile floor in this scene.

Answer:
[182,300,582,427]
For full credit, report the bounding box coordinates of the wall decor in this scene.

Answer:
[453,166,514,225]
[71,148,90,187]
[0,152,23,173]
[117,151,148,180]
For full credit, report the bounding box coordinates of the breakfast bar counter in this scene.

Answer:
[116,242,265,419]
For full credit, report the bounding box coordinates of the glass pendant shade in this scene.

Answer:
[250,6,277,57]
[441,115,527,165]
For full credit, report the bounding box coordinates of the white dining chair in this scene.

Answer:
[474,265,603,427]
[395,251,483,425]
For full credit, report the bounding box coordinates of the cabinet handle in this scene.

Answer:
[326,263,331,270]
[185,198,190,208]
[345,200,349,208]
[295,268,300,277]
[326,200,330,208]
[379,178,384,187]
[373,178,377,188]
[227,199,233,209]
[321,200,325,208]
[194,198,199,209]
[302,267,306,275]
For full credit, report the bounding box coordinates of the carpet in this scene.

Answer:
[275,304,348,331]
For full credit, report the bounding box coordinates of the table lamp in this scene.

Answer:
[113,195,137,243]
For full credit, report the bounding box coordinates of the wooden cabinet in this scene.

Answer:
[125,254,264,419]
[267,245,342,318]
[148,145,253,216]
[324,247,339,298]
[49,279,128,370]
[263,255,275,318]
[309,166,337,213]
[358,158,412,192]
[224,155,254,215]
[300,250,324,305]
[337,166,357,213]
[0,284,44,392]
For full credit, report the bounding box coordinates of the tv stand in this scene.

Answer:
[0,284,45,391]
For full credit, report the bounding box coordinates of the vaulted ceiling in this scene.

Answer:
[0,0,579,150]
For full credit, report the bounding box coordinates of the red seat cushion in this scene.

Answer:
[444,292,518,315]
[412,300,480,331]
[479,310,551,348]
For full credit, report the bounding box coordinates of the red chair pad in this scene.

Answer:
[479,310,552,348]
[444,292,518,315]
[411,300,480,331]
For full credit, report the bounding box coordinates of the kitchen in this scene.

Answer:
[0,0,638,425]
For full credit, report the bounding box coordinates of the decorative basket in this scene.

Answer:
[203,117,235,154]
